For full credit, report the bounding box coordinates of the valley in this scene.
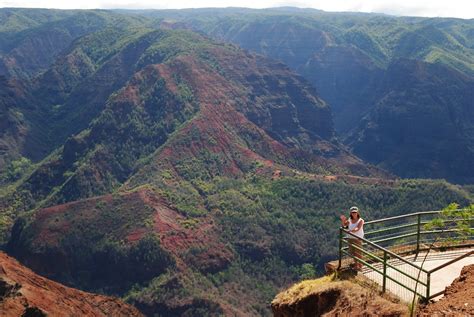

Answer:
[0,7,473,316]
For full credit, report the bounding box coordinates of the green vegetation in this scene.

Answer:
[170,9,474,76]
[0,8,473,316]
[8,193,174,293]
[159,8,474,183]
[207,177,471,268]
[7,171,472,315]
[425,203,474,243]
[1,157,32,183]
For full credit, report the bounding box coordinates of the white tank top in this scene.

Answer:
[348,218,364,238]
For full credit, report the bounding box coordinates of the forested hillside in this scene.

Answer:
[0,8,473,316]
[144,7,474,183]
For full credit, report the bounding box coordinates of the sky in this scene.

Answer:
[1,0,473,19]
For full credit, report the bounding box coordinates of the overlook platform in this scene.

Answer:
[363,248,473,302]
[337,210,474,303]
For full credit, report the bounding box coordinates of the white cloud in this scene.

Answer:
[0,0,473,19]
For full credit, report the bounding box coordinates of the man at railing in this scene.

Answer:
[341,206,365,270]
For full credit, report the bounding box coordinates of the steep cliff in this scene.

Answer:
[0,251,143,316]
[272,265,474,317]
[346,59,474,183]
[271,275,407,316]
[157,8,474,183]
[418,264,474,316]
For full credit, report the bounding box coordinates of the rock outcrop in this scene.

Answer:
[0,251,142,316]
[271,275,407,317]
[272,264,474,316]
[418,264,474,316]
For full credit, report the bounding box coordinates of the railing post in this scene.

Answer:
[416,213,421,254]
[425,272,431,302]
[338,227,343,269]
[382,250,387,293]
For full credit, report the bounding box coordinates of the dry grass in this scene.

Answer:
[272,273,409,316]
[272,274,336,305]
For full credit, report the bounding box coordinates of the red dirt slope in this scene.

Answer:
[418,264,474,316]
[0,252,142,316]
[271,276,407,317]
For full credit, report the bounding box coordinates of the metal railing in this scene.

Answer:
[338,210,474,302]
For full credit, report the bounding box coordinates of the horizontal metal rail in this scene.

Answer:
[370,231,418,244]
[365,222,419,235]
[341,249,426,298]
[370,228,472,245]
[428,289,445,300]
[342,229,428,272]
[422,228,471,234]
[341,249,383,275]
[428,250,474,273]
[342,240,428,286]
[367,225,471,236]
[364,210,441,225]
[366,213,472,226]
[396,242,474,257]
[365,219,473,237]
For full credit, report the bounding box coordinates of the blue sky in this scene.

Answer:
[1,0,473,19]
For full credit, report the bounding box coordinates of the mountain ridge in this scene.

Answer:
[0,8,473,316]
[149,7,474,183]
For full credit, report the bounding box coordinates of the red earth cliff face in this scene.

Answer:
[0,252,143,317]
[418,264,474,316]
[271,278,407,317]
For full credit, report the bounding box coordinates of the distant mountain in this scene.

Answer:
[1,24,384,215]
[149,8,474,183]
[346,59,474,182]
[0,9,152,78]
[160,8,474,76]
[2,7,474,183]
[0,8,473,317]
